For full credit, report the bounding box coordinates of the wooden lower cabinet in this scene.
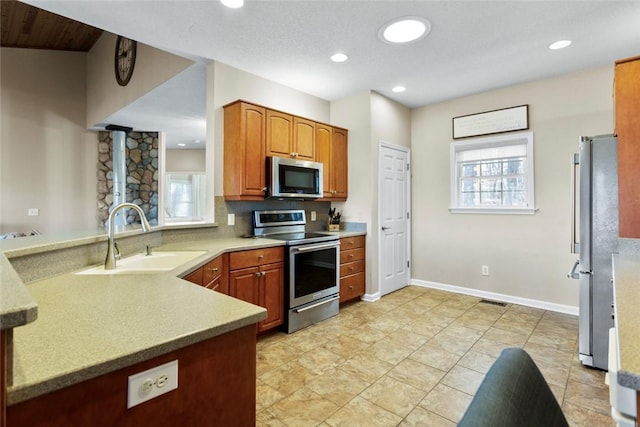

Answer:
[229,247,285,334]
[1,330,7,427]
[339,236,366,303]
[6,325,257,426]
[182,254,228,295]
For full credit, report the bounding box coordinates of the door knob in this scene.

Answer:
[382,226,390,231]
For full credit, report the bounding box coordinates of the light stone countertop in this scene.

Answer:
[0,255,38,329]
[3,230,366,405]
[5,236,287,405]
[612,253,640,390]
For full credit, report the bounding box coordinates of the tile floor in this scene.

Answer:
[255,286,615,426]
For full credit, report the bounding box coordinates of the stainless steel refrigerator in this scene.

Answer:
[569,134,618,370]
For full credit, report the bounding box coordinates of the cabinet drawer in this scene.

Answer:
[340,259,365,278]
[229,247,284,270]
[340,272,365,303]
[340,236,365,250]
[340,247,365,264]
[203,255,224,283]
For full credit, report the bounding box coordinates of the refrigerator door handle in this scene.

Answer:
[571,152,580,254]
[578,137,592,273]
[568,259,580,279]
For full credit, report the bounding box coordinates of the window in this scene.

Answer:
[164,173,207,223]
[450,132,535,214]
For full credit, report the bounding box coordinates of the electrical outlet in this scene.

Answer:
[127,360,178,408]
[482,265,489,276]
[227,213,235,226]
[311,211,316,221]
[28,208,39,216]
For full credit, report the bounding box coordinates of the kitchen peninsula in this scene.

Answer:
[0,226,286,426]
[612,249,640,422]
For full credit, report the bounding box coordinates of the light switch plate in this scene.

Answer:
[227,213,235,226]
[28,208,39,216]
[127,360,178,408]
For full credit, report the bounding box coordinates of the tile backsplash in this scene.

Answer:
[215,196,333,237]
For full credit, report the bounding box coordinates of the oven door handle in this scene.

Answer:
[295,242,339,252]
[294,295,340,313]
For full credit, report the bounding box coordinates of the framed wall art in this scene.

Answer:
[453,104,529,139]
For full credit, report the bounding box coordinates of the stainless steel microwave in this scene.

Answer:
[267,156,323,199]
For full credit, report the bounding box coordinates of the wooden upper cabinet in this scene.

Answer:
[266,111,316,160]
[224,101,267,200]
[293,117,316,160]
[615,57,640,238]
[315,124,348,200]
[331,127,348,200]
[224,100,348,201]
[266,110,294,158]
[316,124,333,198]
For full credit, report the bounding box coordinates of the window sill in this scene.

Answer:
[449,207,537,215]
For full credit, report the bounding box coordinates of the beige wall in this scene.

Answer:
[86,33,193,127]
[165,149,206,172]
[0,48,97,234]
[411,66,615,309]
[331,91,411,298]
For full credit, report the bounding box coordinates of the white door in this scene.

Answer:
[379,143,410,296]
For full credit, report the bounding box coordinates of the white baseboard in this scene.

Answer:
[361,291,381,302]
[411,279,579,316]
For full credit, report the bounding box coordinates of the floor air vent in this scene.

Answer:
[479,299,507,307]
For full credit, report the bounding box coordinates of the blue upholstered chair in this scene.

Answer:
[458,347,569,427]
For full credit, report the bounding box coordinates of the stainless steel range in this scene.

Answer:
[253,210,340,333]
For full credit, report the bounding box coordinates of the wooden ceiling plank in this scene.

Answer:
[1,0,103,51]
[1,1,21,46]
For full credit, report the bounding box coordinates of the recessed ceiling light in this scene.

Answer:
[178,143,186,147]
[194,139,201,144]
[392,86,406,93]
[549,40,572,50]
[221,0,244,9]
[379,17,431,44]
[331,53,348,63]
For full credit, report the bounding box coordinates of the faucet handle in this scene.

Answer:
[114,241,121,260]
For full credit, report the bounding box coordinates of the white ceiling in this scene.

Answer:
[25,0,640,149]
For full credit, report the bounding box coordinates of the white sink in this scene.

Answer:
[76,251,207,275]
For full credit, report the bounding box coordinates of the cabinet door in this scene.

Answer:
[293,117,316,160]
[258,262,285,332]
[266,110,294,158]
[340,272,365,303]
[316,124,333,198]
[183,267,203,286]
[332,127,348,199]
[223,102,266,200]
[615,58,640,238]
[229,266,260,306]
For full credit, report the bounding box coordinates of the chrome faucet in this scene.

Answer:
[105,202,151,270]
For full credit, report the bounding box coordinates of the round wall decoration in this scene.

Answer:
[114,36,137,86]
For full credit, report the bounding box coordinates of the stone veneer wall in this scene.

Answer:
[97,131,159,227]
